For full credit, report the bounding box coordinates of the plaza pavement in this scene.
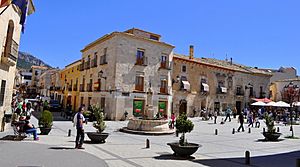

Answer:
[0,114,300,167]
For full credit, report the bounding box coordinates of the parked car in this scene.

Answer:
[49,100,61,111]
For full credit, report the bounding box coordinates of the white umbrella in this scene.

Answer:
[274,101,290,108]
[266,101,276,107]
[251,101,267,106]
[292,102,300,107]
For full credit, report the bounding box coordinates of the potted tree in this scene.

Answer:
[167,114,200,157]
[39,110,53,135]
[263,113,282,141]
[86,105,109,143]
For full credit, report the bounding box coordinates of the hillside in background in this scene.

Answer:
[17,52,52,70]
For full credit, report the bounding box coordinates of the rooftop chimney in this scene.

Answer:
[189,45,194,59]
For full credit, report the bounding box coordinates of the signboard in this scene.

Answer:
[133,100,144,117]
[158,101,167,116]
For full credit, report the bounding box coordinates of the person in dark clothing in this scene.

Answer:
[237,113,245,132]
[224,107,232,122]
[75,106,85,149]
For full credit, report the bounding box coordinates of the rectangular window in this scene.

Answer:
[100,97,105,109]
[236,86,244,95]
[80,97,84,107]
[182,65,187,73]
[135,76,144,91]
[88,97,92,107]
[0,80,6,106]
[95,79,101,91]
[250,87,254,97]
[136,49,146,65]
[160,79,168,94]
[93,52,98,67]
[100,48,108,65]
[161,55,167,68]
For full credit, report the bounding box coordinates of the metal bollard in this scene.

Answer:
[245,151,250,165]
[146,139,150,149]
[297,159,300,167]
[68,129,71,137]
[215,129,218,135]
[176,130,179,137]
[277,127,280,133]
[248,128,251,134]
[232,128,235,134]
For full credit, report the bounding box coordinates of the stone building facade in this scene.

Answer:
[0,2,34,130]
[59,60,81,111]
[270,78,300,102]
[38,69,59,98]
[172,47,272,116]
[79,28,174,120]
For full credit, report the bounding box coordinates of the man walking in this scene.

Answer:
[237,113,245,132]
[75,106,85,149]
[224,107,232,122]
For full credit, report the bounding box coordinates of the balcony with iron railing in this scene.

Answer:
[159,62,171,70]
[100,55,108,65]
[91,58,97,68]
[85,61,90,69]
[79,84,85,92]
[1,39,19,66]
[135,84,144,92]
[87,83,93,92]
[68,85,72,91]
[73,84,78,91]
[160,86,168,94]
[79,64,84,71]
[135,56,147,66]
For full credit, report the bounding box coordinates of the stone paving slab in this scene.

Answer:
[1,114,300,167]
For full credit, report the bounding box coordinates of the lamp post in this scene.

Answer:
[283,82,299,138]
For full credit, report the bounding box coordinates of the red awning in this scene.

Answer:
[252,98,272,103]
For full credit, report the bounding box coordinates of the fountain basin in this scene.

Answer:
[121,118,175,135]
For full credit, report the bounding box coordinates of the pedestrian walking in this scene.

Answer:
[224,107,232,122]
[208,110,213,120]
[74,106,85,149]
[237,113,245,132]
[233,107,237,119]
[248,111,254,127]
[171,112,175,129]
[214,111,218,124]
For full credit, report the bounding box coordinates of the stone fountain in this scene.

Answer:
[121,88,175,135]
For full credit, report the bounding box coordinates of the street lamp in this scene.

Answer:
[283,81,300,138]
[172,75,180,85]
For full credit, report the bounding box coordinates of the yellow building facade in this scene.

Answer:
[59,60,81,112]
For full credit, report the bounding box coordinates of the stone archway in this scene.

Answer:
[179,99,187,115]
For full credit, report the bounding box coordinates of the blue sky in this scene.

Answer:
[20,0,300,73]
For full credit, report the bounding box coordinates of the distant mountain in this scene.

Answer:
[17,52,53,70]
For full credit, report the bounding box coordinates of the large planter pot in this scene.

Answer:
[39,127,52,135]
[167,142,200,157]
[86,132,109,143]
[262,132,282,141]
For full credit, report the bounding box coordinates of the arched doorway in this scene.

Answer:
[4,20,14,58]
[179,99,187,115]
